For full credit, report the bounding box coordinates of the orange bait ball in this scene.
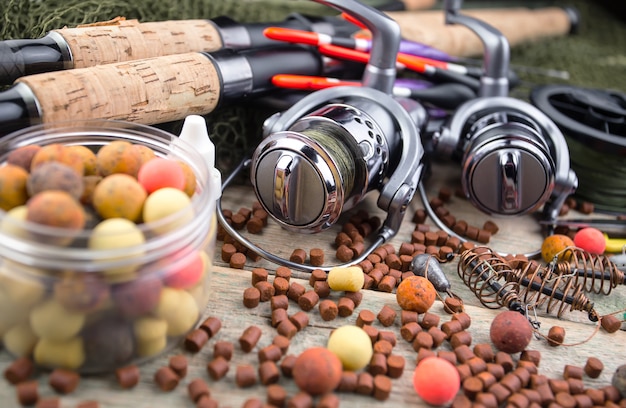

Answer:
[396,275,436,313]
[413,357,460,406]
[574,227,606,255]
[137,157,186,193]
[541,234,575,263]
[292,347,342,396]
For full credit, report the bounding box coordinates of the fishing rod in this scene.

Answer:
[0,14,357,86]
[0,45,341,137]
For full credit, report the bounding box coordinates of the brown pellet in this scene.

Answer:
[583,356,604,378]
[290,310,310,331]
[467,356,488,375]
[362,324,379,343]
[251,268,269,285]
[372,374,392,401]
[337,297,356,317]
[229,252,247,269]
[475,392,498,408]
[221,243,237,262]
[488,383,512,404]
[486,363,505,381]
[441,319,463,339]
[313,280,331,298]
[115,365,140,389]
[512,367,531,388]
[242,286,261,308]
[356,309,376,327]
[309,248,325,266]
[213,341,234,361]
[188,378,210,402]
[273,276,290,296]
[437,350,458,366]
[255,280,275,302]
[568,378,585,394]
[258,360,280,385]
[336,244,354,262]
[555,391,577,408]
[239,325,263,352]
[356,372,374,396]
[199,316,222,337]
[49,368,80,394]
[258,344,283,363]
[476,229,491,244]
[246,216,264,234]
[412,331,434,351]
[517,360,538,375]
[4,357,34,385]
[507,392,529,408]
[563,364,584,380]
[520,389,542,405]
[276,318,298,339]
[548,378,569,394]
[279,354,297,378]
[400,322,421,342]
[519,350,541,367]
[573,393,594,408]
[184,328,209,352]
[272,335,290,355]
[319,299,339,321]
[495,351,515,373]
[476,371,497,390]
[207,356,229,380]
[454,344,476,364]
[271,308,289,328]
[337,371,358,392]
[236,364,257,388]
[269,294,288,311]
[462,376,484,399]
[196,395,219,408]
[377,305,397,327]
[428,326,448,348]
[35,397,60,408]
[450,330,472,348]
[290,248,307,264]
[317,393,340,408]
[17,381,39,406]
[288,391,313,408]
[368,353,388,376]
[602,385,622,402]
[308,268,326,286]
[343,290,363,308]
[297,290,319,311]
[601,314,622,333]
[455,363,472,382]
[76,401,100,408]
[377,275,397,292]
[169,354,188,378]
[267,384,287,407]
[547,325,565,346]
[420,312,441,329]
[377,330,397,347]
[154,366,179,391]
[451,312,472,330]
[373,339,394,356]
[473,343,495,362]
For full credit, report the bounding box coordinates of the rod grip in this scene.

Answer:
[57,19,223,68]
[386,7,576,57]
[16,52,221,125]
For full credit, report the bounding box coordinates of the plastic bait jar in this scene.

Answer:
[0,119,219,374]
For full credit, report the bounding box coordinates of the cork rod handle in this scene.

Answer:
[16,52,221,125]
[56,19,223,68]
[386,7,575,57]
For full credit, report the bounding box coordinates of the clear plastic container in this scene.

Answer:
[0,119,218,373]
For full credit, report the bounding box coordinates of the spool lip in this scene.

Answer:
[530,84,626,155]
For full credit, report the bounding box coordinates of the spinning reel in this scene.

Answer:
[425,0,578,252]
[219,0,426,271]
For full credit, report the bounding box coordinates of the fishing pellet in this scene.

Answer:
[289,311,310,331]
[356,372,374,396]
[229,252,247,269]
[187,378,210,403]
[373,340,394,356]
[270,294,289,310]
[154,366,179,391]
[563,364,584,380]
[271,308,288,328]
[239,326,262,353]
[584,357,604,378]
[437,350,458,366]
[450,331,472,348]
[309,248,325,266]
[276,318,298,339]
[373,374,392,401]
[313,280,331,298]
[288,392,314,408]
[4,357,34,385]
[454,345,476,364]
[286,281,306,302]
[519,350,541,366]
[377,305,397,327]
[547,326,566,346]
[266,384,287,407]
[279,354,296,378]
[34,397,60,408]
[412,331,434,351]
[48,369,80,394]
[368,353,387,376]
[115,365,140,389]
[428,326,448,348]
[420,312,441,329]
[251,268,268,285]
[273,277,290,296]
[206,356,229,381]
[184,328,209,352]
[473,343,495,362]
[235,365,257,388]
[319,299,339,321]
[196,395,219,408]
[337,297,355,317]
[254,280,275,302]
[258,344,282,363]
[462,376,483,399]
[258,360,280,385]
[169,354,188,378]
[214,341,234,361]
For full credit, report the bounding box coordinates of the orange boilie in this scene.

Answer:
[396,275,437,313]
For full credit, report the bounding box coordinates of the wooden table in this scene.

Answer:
[1,161,625,407]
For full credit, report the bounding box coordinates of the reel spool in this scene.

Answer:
[531,84,626,213]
